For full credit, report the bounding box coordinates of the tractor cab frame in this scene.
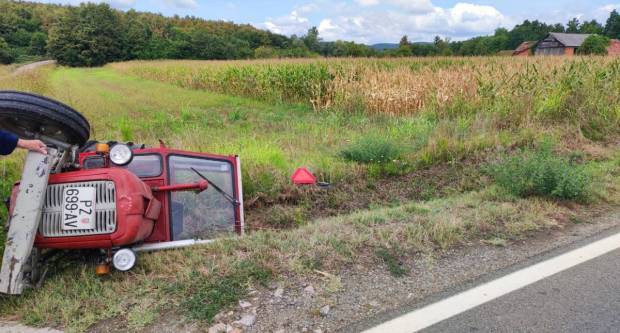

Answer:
[71,141,245,247]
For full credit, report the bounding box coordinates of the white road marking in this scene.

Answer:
[363,231,620,333]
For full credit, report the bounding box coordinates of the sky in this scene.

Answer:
[32,0,620,44]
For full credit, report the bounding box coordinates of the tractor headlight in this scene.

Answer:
[113,249,137,271]
[109,144,133,166]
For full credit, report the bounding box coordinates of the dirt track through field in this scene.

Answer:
[11,61,56,76]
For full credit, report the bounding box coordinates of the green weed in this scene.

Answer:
[181,260,272,322]
[340,136,402,164]
[490,145,591,201]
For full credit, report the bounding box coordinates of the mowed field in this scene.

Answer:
[0,57,618,332]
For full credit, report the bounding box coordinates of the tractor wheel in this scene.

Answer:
[0,91,90,147]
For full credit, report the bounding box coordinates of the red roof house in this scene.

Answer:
[513,41,536,56]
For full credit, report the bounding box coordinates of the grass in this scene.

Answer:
[340,136,403,164]
[375,247,408,277]
[3,184,604,332]
[180,259,272,322]
[0,58,618,331]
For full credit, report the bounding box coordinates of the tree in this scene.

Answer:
[579,34,610,55]
[47,3,124,66]
[580,20,604,34]
[410,43,438,57]
[399,35,410,47]
[29,31,47,55]
[121,10,152,60]
[507,20,563,49]
[302,27,320,53]
[0,37,14,64]
[566,17,580,33]
[604,9,620,38]
[434,36,452,55]
[0,1,299,64]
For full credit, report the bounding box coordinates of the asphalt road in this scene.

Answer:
[422,247,620,333]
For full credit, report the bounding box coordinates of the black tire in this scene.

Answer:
[0,91,90,146]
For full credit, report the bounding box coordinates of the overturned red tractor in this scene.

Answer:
[0,91,244,294]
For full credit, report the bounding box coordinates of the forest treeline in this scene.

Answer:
[1,1,620,66]
[0,1,375,66]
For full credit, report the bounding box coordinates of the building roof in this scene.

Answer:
[513,41,536,54]
[549,32,592,47]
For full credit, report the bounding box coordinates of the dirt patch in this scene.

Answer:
[245,159,487,231]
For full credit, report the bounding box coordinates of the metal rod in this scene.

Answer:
[235,156,245,235]
[0,149,59,294]
[132,239,215,252]
[190,167,240,206]
[152,180,209,193]
[25,131,72,151]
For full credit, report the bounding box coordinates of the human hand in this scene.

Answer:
[17,139,48,155]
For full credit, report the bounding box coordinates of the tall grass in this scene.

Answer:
[110,57,620,138]
[0,63,52,94]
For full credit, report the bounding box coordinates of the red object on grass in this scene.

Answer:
[291,167,317,185]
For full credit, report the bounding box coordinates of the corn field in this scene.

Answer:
[110,57,620,132]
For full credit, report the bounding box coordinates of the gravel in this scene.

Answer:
[82,209,619,333]
[319,305,330,317]
[233,314,256,328]
[241,209,620,332]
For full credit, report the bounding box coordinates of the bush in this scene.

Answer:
[490,147,591,201]
[340,136,402,164]
[0,37,15,64]
[254,46,277,59]
[578,35,610,55]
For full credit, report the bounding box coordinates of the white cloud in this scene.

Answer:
[447,3,505,33]
[356,0,436,14]
[313,2,505,43]
[260,3,323,36]
[263,9,313,36]
[594,3,620,21]
[356,0,380,6]
[389,0,434,14]
[164,0,198,9]
[600,3,620,12]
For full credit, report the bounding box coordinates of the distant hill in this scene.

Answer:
[370,43,399,50]
[370,42,434,50]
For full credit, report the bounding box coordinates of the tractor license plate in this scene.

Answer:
[62,187,96,230]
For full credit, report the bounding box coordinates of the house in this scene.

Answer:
[535,32,591,56]
[513,33,620,56]
[609,39,620,56]
[513,41,536,56]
